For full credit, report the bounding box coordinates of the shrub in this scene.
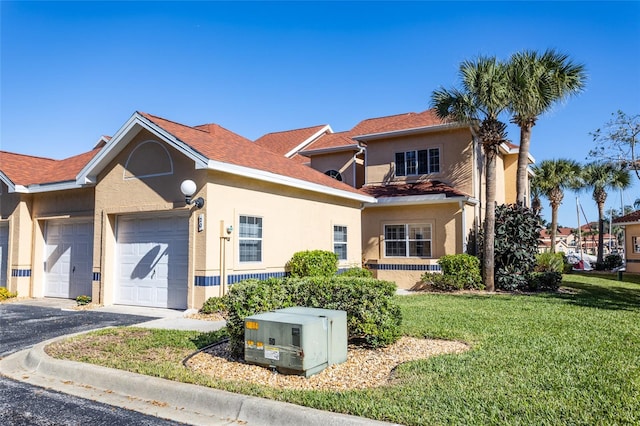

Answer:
[0,287,17,301]
[338,267,373,278]
[75,295,91,306]
[438,254,483,290]
[528,272,562,291]
[200,296,227,314]
[489,204,542,291]
[420,272,463,291]
[535,252,565,273]
[287,250,338,277]
[224,276,402,357]
[604,254,623,270]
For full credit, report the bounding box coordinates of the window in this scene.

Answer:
[333,225,348,260]
[325,170,343,181]
[634,236,640,254]
[395,149,440,176]
[239,216,262,262]
[384,224,432,257]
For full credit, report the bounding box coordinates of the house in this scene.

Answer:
[538,227,575,253]
[259,110,531,288]
[0,108,531,307]
[0,112,374,309]
[613,210,640,273]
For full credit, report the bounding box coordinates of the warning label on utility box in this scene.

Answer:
[264,346,280,361]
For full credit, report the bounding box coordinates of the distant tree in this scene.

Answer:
[635,198,640,210]
[582,162,631,263]
[589,111,640,181]
[532,159,583,253]
[432,56,510,292]
[507,50,586,205]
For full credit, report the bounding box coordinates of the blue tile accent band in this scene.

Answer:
[365,263,441,271]
[227,271,287,284]
[92,272,101,281]
[11,269,31,277]
[195,275,221,287]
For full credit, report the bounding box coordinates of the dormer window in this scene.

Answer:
[325,170,343,181]
[395,148,440,177]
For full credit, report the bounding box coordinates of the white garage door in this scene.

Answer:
[0,223,8,288]
[44,220,93,299]
[115,215,188,309]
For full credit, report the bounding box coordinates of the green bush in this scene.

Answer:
[224,276,402,357]
[338,267,373,278]
[286,250,338,277]
[0,287,17,301]
[200,296,227,314]
[420,272,463,291]
[528,272,562,291]
[604,254,623,270]
[438,254,483,290]
[535,252,565,273]
[75,295,91,306]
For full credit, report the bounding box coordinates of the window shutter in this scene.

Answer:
[395,152,406,176]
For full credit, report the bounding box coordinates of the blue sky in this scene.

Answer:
[1,1,639,227]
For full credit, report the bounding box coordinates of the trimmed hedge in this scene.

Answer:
[286,250,338,277]
[223,276,402,357]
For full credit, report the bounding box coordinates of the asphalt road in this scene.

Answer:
[0,301,187,425]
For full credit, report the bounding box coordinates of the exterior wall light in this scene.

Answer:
[180,179,205,209]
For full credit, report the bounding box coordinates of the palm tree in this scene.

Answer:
[431,56,510,292]
[531,159,582,253]
[582,162,631,263]
[507,50,586,205]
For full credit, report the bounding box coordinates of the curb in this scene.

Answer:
[1,335,398,426]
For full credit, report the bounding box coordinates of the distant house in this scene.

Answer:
[613,210,640,273]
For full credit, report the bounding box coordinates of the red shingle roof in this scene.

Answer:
[0,148,102,186]
[360,180,469,199]
[254,125,328,156]
[139,112,367,196]
[613,210,640,224]
[300,131,359,153]
[351,109,448,136]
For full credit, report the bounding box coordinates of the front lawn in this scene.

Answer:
[48,273,640,425]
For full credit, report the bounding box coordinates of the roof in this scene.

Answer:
[0,148,102,187]
[351,110,448,136]
[360,180,470,199]
[254,125,329,157]
[613,210,640,225]
[299,132,360,155]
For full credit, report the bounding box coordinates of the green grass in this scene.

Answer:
[48,273,640,425]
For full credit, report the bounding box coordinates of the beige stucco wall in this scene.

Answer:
[364,128,475,194]
[362,202,468,289]
[309,151,360,188]
[502,153,518,205]
[623,223,640,274]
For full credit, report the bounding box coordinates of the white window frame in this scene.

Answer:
[395,148,440,177]
[633,236,640,254]
[383,223,432,258]
[333,225,348,261]
[239,215,263,263]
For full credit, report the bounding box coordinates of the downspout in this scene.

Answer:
[459,200,467,254]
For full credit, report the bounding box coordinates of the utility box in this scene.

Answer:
[244,307,347,377]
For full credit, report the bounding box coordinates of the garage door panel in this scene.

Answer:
[116,216,188,309]
[0,224,8,287]
[44,221,93,299]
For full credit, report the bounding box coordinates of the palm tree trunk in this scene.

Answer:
[484,149,497,292]
[597,201,606,264]
[516,123,533,205]
[550,201,559,254]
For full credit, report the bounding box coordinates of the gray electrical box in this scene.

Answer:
[244,307,347,377]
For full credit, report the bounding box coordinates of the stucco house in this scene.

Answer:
[258,110,531,288]
[0,112,374,309]
[613,210,640,273]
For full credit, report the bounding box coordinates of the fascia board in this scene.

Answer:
[364,195,477,208]
[77,113,208,184]
[354,122,466,141]
[299,144,359,157]
[612,221,638,226]
[284,125,333,158]
[0,172,17,193]
[16,181,83,194]
[206,159,376,204]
